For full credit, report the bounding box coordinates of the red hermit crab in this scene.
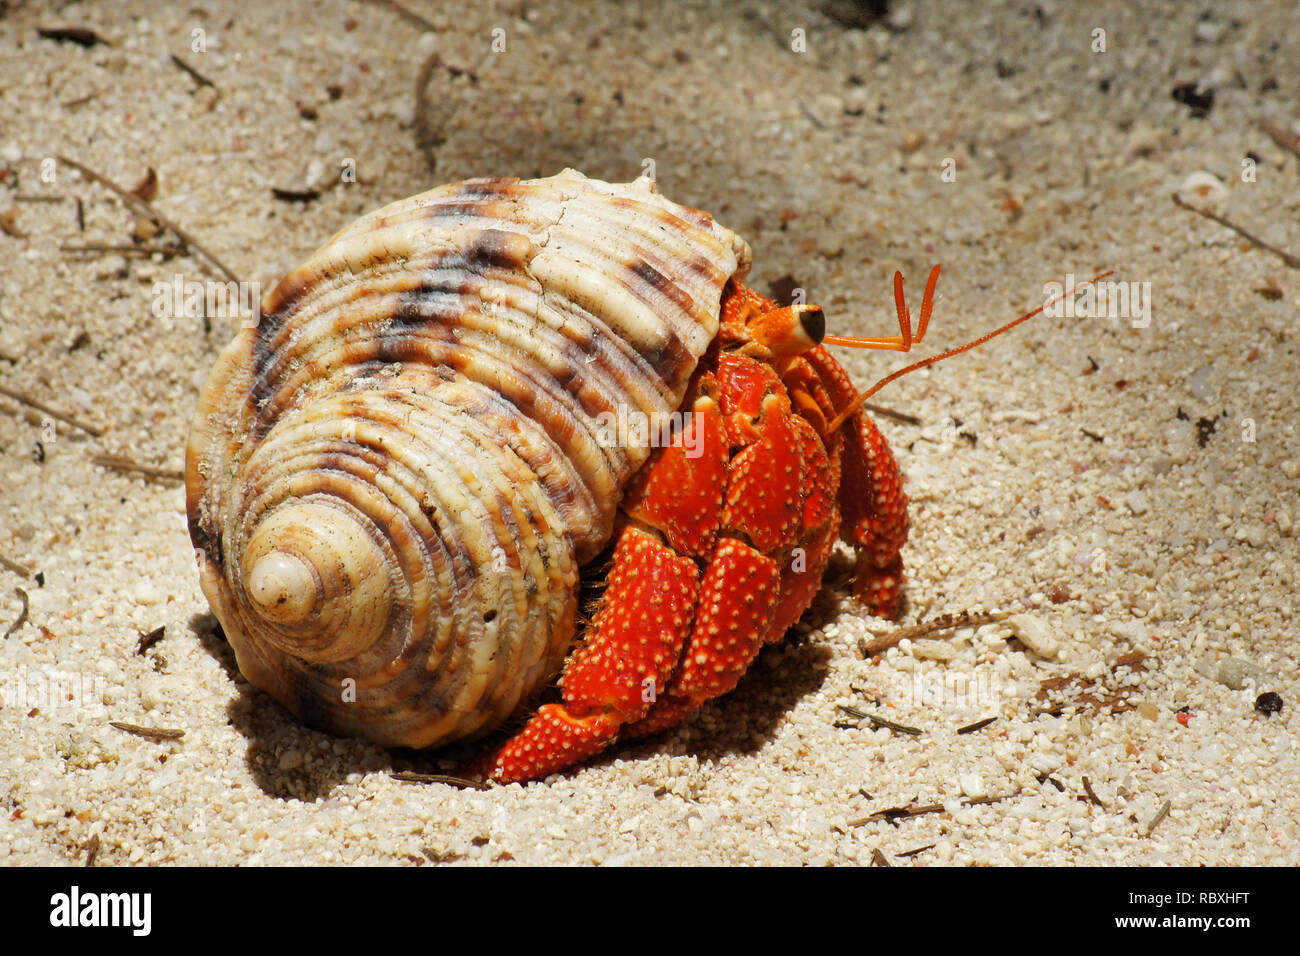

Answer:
[187,170,1062,783]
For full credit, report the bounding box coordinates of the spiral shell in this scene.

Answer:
[187,169,752,748]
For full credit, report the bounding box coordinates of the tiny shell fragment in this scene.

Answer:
[1005,613,1059,659]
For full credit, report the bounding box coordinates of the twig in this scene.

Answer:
[1082,775,1105,808]
[4,588,29,638]
[55,154,240,283]
[270,187,321,203]
[0,552,32,579]
[1145,798,1171,836]
[130,167,158,203]
[1260,120,1300,161]
[83,834,100,867]
[136,626,165,655]
[956,716,997,735]
[360,0,439,32]
[838,705,923,736]
[61,242,187,258]
[870,847,890,866]
[390,770,492,791]
[849,791,1016,827]
[797,99,828,130]
[37,26,110,47]
[862,401,921,426]
[895,843,937,858]
[1172,193,1300,270]
[170,53,216,89]
[867,713,923,735]
[109,721,185,742]
[91,454,184,483]
[1037,772,1066,792]
[0,383,105,436]
[860,610,1008,656]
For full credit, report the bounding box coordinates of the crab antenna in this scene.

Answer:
[915,263,940,342]
[825,270,1115,434]
[823,265,941,351]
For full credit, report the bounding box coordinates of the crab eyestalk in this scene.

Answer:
[746,303,826,356]
[240,500,393,664]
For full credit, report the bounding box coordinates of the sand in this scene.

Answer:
[0,0,1296,865]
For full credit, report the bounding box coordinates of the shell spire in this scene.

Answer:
[186,170,751,748]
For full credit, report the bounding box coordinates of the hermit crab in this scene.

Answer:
[187,169,1064,783]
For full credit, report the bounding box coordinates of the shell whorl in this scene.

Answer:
[186,170,752,748]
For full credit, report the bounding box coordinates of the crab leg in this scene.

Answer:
[470,525,700,783]
[801,346,910,618]
[623,537,781,739]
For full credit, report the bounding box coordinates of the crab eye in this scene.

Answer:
[799,306,825,345]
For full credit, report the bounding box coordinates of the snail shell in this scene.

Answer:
[187,169,752,748]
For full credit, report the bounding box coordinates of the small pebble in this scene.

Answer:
[278,749,304,771]
[912,638,956,661]
[1150,455,1175,476]
[1005,614,1058,659]
[935,839,954,861]
[132,582,164,606]
[887,3,915,31]
[1216,657,1266,691]
[1125,490,1150,516]
[1196,743,1224,765]
[1187,364,1216,401]
[899,131,927,154]
[1108,620,1149,644]
[959,773,986,799]
[1177,170,1228,205]
[1193,19,1227,43]
[1238,524,1267,548]
[1137,701,1159,721]
[1255,692,1283,715]
[1281,460,1300,480]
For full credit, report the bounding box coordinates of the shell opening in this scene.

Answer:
[240,499,393,664]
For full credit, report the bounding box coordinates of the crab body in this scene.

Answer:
[472,283,909,782]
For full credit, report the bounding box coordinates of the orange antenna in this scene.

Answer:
[824,269,1115,434]
[823,264,941,352]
